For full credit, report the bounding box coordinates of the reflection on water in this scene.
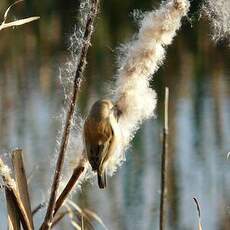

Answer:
[0,0,230,229]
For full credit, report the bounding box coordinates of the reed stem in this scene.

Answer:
[40,1,99,229]
[159,87,169,230]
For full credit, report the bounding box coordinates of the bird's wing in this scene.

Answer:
[84,118,113,171]
[98,118,118,172]
[84,119,99,170]
[96,119,113,169]
[99,131,116,172]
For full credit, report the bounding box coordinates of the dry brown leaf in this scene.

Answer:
[0,17,40,31]
[3,0,24,23]
[0,0,40,31]
[66,199,107,230]
[83,209,107,230]
[193,197,203,230]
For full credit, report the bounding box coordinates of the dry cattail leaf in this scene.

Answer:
[66,199,102,230]
[193,197,203,230]
[0,17,40,31]
[3,0,24,23]
[227,152,230,160]
[83,209,107,230]
[0,0,40,31]
[0,157,32,230]
[71,220,81,230]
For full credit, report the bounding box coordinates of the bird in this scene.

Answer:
[83,99,121,189]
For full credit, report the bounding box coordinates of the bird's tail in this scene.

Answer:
[97,170,107,189]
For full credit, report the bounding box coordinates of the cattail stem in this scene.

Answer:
[40,1,99,229]
[159,87,169,230]
[53,166,85,217]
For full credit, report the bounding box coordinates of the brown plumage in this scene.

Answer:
[83,99,120,189]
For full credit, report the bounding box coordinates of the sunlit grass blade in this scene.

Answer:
[193,197,203,230]
[0,17,40,31]
[83,208,107,230]
[3,0,24,23]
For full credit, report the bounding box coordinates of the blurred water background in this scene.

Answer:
[0,0,229,229]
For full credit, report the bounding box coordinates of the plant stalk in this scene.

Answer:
[40,0,99,229]
[159,87,169,230]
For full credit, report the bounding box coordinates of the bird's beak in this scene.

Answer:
[112,104,122,122]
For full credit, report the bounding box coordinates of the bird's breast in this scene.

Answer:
[84,118,113,144]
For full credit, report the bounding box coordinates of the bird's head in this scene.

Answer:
[89,99,114,120]
[89,99,122,122]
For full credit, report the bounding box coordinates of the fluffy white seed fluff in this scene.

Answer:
[203,0,230,43]
[0,158,16,189]
[107,0,190,174]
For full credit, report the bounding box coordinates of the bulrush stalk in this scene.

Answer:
[40,0,100,229]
